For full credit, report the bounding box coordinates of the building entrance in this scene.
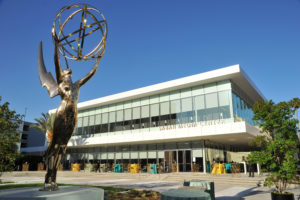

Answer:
[164,150,191,172]
[178,150,191,172]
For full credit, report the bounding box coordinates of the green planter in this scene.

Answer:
[271,192,294,200]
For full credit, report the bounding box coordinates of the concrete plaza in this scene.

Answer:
[1,171,300,200]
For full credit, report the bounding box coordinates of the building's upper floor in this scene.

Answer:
[49,64,265,139]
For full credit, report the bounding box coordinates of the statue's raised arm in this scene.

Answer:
[75,57,100,88]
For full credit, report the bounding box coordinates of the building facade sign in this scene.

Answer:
[159,119,225,131]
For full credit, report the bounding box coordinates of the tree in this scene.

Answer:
[247,98,300,193]
[31,112,55,143]
[0,96,23,179]
[31,112,48,133]
[290,97,300,131]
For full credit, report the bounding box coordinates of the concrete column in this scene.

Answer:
[176,150,179,173]
[191,149,193,172]
[241,161,247,174]
[202,140,206,174]
[257,163,260,175]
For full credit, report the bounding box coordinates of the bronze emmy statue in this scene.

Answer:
[37,3,107,191]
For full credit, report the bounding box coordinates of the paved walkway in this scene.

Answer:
[1,171,299,199]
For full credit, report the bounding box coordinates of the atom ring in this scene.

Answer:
[52,3,107,61]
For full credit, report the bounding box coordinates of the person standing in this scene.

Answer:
[95,160,100,172]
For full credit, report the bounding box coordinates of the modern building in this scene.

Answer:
[20,121,47,156]
[50,64,265,173]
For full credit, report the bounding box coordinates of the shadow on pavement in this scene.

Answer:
[216,187,267,200]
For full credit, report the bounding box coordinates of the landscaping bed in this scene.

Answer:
[0,183,161,200]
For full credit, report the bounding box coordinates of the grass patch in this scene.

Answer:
[0,183,44,190]
[0,183,126,192]
[0,183,161,199]
[0,181,14,184]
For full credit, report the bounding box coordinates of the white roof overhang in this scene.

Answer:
[50,64,265,113]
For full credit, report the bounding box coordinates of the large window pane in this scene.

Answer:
[194,95,205,110]
[89,115,95,126]
[181,97,194,123]
[109,112,116,132]
[141,105,149,118]
[141,105,150,128]
[160,101,170,126]
[115,110,124,131]
[132,107,140,129]
[205,93,219,121]
[95,124,101,134]
[76,117,83,135]
[83,116,89,127]
[109,122,116,132]
[115,121,123,131]
[89,115,95,134]
[218,90,231,119]
[160,102,170,115]
[101,113,108,133]
[194,95,205,122]
[150,104,159,127]
[89,125,95,134]
[83,116,89,135]
[170,100,181,125]
[95,114,101,124]
[124,109,132,120]
[132,107,140,119]
[94,114,101,134]
[124,108,132,130]
[102,113,108,124]
[116,110,123,122]
[109,111,116,123]
[181,97,192,112]
[77,117,83,127]
[205,93,218,108]
[150,104,159,116]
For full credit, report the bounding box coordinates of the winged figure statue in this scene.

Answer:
[38,37,101,191]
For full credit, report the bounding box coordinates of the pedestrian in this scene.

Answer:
[95,160,100,172]
[248,163,255,177]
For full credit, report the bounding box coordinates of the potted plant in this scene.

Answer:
[247,98,300,200]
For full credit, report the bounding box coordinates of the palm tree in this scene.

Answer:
[45,114,55,143]
[31,112,55,143]
[31,113,48,133]
[290,98,300,142]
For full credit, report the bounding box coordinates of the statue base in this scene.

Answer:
[39,183,59,191]
[0,186,104,200]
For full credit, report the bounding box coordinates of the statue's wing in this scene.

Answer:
[38,42,59,98]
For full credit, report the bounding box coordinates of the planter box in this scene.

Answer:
[271,192,294,200]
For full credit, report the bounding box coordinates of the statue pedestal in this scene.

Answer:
[0,186,104,200]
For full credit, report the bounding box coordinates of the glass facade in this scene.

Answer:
[74,80,237,137]
[63,78,259,173]
[231,83,255,125]
[66,140,204,172]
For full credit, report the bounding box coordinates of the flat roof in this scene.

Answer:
[50,64,266,113]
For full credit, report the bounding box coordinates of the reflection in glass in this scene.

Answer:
[181,97,194,123]
[150,104,159,127]
[170,100,181,125]
[141,105,150,128]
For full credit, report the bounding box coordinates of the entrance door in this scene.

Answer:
[164,150,191,172]
[164,151,176,173]
[178,150,191,172]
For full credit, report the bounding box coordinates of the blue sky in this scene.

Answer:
[0,0,299,122]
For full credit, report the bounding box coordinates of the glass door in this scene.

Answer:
[178,150,191,172]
